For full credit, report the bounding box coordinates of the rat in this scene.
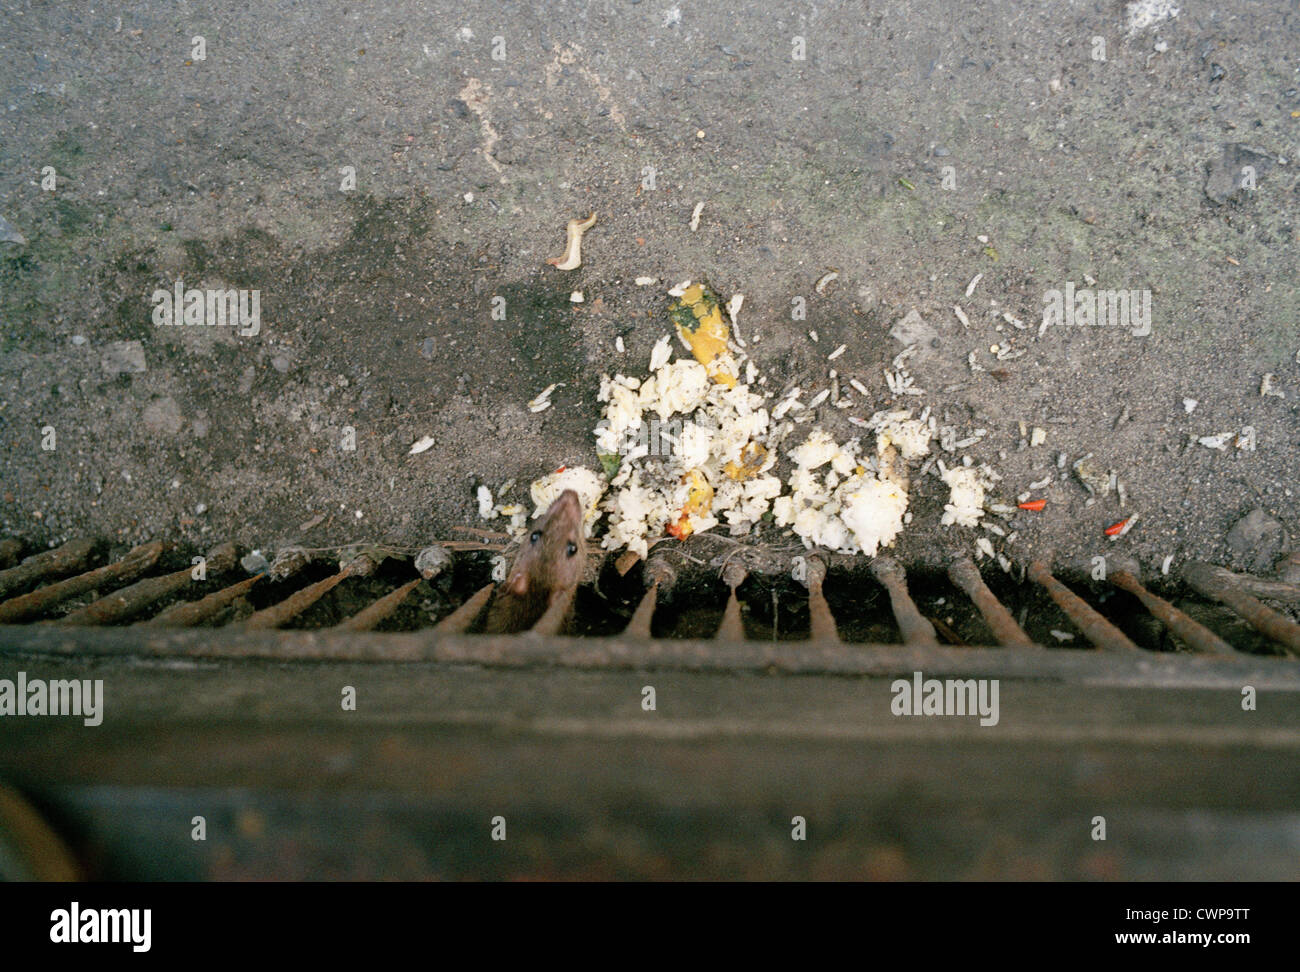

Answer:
[482,489,586,633]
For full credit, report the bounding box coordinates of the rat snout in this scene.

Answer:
[551,489,583,524]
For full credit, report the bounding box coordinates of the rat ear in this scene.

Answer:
[507,572,529,597]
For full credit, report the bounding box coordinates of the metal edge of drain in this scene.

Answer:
[2,624,1298,689]
[0,538,1298,681]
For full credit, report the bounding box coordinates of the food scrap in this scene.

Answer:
[478,286,1034,562]
[668,281,738,387]
[1105,515,1138,537]
[666,469,714,539]
[814,270,839,295]
[546,212,597,271]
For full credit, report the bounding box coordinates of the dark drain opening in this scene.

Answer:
[0,536,1297,657]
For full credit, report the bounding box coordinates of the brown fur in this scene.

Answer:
[482,489,586,633]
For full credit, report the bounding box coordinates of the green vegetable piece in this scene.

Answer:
[597,452,621,479]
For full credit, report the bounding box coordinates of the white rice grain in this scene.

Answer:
[649,335,673,371]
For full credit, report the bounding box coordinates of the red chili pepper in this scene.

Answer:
[1018,499,1047,511]
[555,465,566,474]
[1105,517,1131,536]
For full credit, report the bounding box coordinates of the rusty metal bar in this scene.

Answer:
[242,555,373,630]
[414,544,453,581]
[0,539,21,570]
[624,581,660,639]
[268,547,313,582]
[1183,561,1300,655]
[142,574,264,627]
[1182,562,1300,608]
[4,622,1296,685]
[803,557,839,643]
[434,583,495,634]
[0,541,164,624]
[58,543,239,626]
[870,556,938,646]
[716,562,748,642]
[624,557,677,639]
[1110,569,1234,655]
[531,585,578,636]
[1027,560,1139,651]
[947,556,1036,649]
[334,578,422,632]
[0,538,98,600]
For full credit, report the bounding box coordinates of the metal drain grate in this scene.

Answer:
[0,536,1297,670]
[3,535,1298,882]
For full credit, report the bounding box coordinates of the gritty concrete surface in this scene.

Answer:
[0,1,1297,580]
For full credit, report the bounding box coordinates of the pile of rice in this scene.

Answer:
[596,350,781,558]
[480,285,994,559]
[938,461,989,528]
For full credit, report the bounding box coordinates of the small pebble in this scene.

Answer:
[241,550,269,574]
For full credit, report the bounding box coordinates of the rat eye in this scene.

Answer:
[530,531,542,544]
[566,542,578,557]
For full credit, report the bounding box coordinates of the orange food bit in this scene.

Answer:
[1104,517,1131,536]
[1018,499,1047,511]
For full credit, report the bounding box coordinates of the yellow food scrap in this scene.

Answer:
[723,442,769,481]
[669,283,735,387]
[667,469,713,539]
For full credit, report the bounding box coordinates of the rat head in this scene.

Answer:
[506,489,586,597]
